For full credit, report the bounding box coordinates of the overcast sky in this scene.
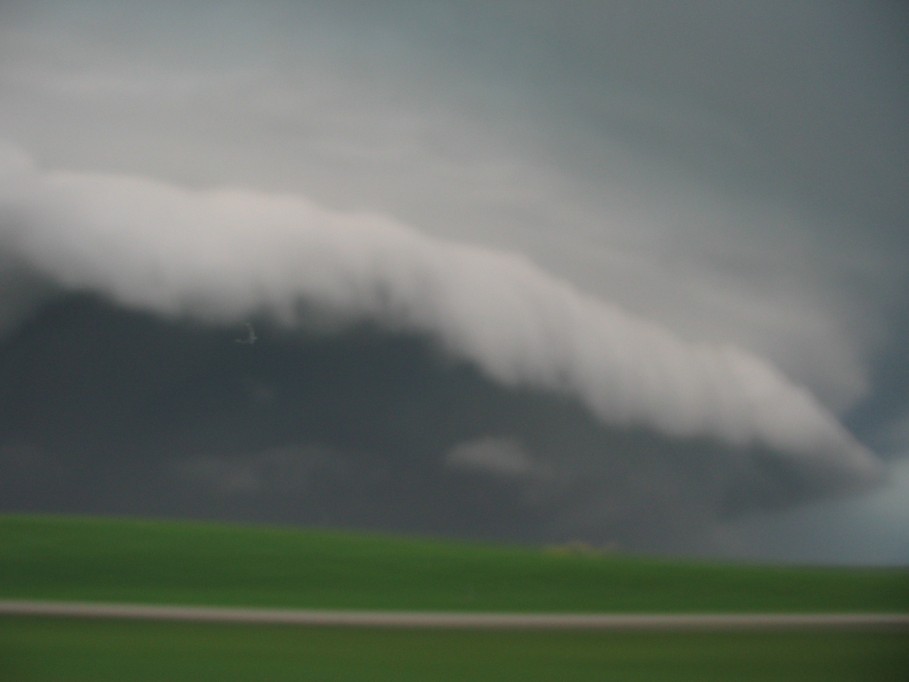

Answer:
[1,0,907,564]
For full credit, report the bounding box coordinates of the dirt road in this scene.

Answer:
[2,600,907,631]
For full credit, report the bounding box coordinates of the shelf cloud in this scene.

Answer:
[0,144,883,551]
[1,145,877,473]
[1,1,905,561]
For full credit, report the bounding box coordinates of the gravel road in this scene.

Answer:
[2,601,907,631]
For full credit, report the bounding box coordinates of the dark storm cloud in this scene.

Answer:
[0,294,878,551]
[0,1,906,561]
[0,145,877,480]
[0,145,884,554]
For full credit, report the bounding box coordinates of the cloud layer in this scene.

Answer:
[0,144,880,497]
[1,0,906,564]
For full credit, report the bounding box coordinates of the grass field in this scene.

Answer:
[2,617,907,682]
[2,514,907,613]
[2,515,907,680]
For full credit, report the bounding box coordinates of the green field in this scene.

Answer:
[2,515,907,681]
[2,514,907,613]
[3,617,907,682]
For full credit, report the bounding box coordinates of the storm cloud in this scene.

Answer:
[0,291,882,551]
[1,1,906,561]
[1,145,877,468]
[0,143,882,552]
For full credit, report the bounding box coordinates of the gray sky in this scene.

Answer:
[1,0,907,563]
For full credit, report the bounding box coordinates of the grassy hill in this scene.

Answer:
[2,514,906,613]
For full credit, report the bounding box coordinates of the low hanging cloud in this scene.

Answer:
[0,143,880,491]
[0,294,877,551]
[446,437,548,479]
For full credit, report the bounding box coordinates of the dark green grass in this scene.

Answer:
[2,617,907,682]
[2,514,907,613]
[3,515,907,681]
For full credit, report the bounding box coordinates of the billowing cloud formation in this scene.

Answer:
[0,0,905,565]
[0,290,880,552]
[0,143,879,495]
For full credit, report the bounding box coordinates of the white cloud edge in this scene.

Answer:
[0,143,882,487]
